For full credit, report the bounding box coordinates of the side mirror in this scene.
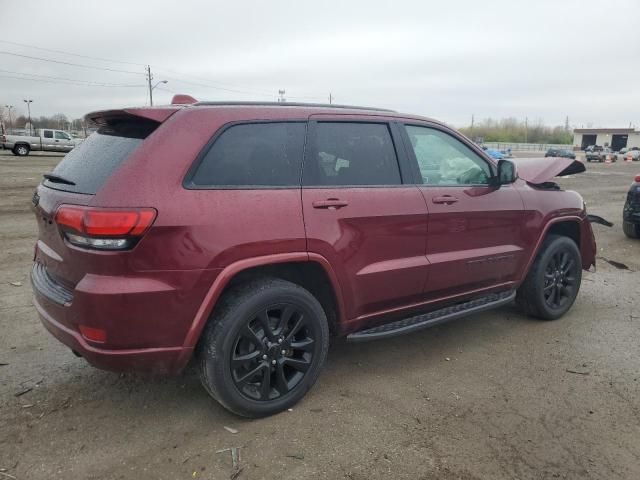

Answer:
[496,159,517,185]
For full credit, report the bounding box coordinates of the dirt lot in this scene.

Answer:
[0,150,638,480]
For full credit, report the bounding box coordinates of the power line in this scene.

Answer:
[0,39,145,67]
[0,68,144,87]
[0,73,144,88]
[0,50,144,75]
[0,41,329,101]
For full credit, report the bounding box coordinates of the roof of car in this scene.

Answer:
[86,99,447,129]
[187,101,446,126]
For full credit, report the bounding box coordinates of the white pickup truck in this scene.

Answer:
[1,129,80,156]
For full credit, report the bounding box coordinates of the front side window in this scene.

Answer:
[55,131,70,140]
[304,122,401,186]
[405,125,492,186]
[190,122,306,187]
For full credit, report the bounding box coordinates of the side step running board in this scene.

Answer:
[346,290,516,343]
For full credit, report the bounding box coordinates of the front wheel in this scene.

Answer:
[516,235,582,320]
[197,278,329,417]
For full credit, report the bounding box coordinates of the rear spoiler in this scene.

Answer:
[85,94,197,125]
[85,107,181,126]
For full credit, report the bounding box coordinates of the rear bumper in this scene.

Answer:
[30,259,219,375]
[33,293,191,374]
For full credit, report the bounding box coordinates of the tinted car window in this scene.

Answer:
[43,119,157,194]
[190,122,306,187]
[405,125,492,185]
[304,122,401,186]
[43,130,53,139]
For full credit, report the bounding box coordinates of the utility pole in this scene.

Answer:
[565,115,569,131]
[329,93,333,104]
[4,105,13,133]
[471,113,475,139]
[524,116,528,143]
[278,89,286,103]
[146,65,154,106]
[23,99,33,136]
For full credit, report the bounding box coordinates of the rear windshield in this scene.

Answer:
[43,119,157,194]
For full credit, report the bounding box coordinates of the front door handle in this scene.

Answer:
[432,195,459,205]
[312,199,349,210]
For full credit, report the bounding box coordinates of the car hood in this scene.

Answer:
[515,157,586,184]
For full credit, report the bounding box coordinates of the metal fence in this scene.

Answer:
[483,142,574,152]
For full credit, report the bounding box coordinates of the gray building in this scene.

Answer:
[573,128,640,151]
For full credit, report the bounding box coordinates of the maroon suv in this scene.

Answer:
[32,97,597,417]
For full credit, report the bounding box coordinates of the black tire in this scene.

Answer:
[13,144,30,156]
[516,235,582,320]
[197,277,329,417]
[623,221,640,239]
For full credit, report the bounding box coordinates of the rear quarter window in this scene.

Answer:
[43,119,157,194]
[187,122,306,188]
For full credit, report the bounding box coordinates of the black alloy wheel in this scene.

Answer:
[198,277,329,417]
[230,304,316,402]
[516,234,582,320]
[542,249,578,310]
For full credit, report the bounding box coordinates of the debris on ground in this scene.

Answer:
[566,363,591,375]
[223,426,239,434]
[8,281,22,287]
[216,446,242,470]
[286,453,305,460]
[445,357,451,361]
[0,363,8,366]
[0,471,17,479]
[598,256,631,270]
[566,368,590,375]
[14,387,32,397]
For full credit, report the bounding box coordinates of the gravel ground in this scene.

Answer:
[0,150,638,480]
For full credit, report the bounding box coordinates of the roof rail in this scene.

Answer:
[192,101,395,112]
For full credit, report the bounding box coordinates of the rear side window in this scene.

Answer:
[43,130,53,139]
[43,119,157,194]
[303,122,401,186]
[189,122,306,187]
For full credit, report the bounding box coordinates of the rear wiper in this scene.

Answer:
[43,173,76,186]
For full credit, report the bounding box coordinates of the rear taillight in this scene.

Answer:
[54,205,156,250]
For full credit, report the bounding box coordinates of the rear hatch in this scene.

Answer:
[32,108,176,291]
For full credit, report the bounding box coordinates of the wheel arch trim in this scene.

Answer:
[520,216,589,282]
[175,252,346,369]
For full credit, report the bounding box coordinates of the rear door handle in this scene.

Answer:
[432,195,459,205]
[312,199,349,210]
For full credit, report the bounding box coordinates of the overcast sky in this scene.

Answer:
[1,0,639,128]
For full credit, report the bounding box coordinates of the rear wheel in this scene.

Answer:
[13,144,30,156]
[197,277,329,417]
[516,235,582,320]
[623,221,640,239]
